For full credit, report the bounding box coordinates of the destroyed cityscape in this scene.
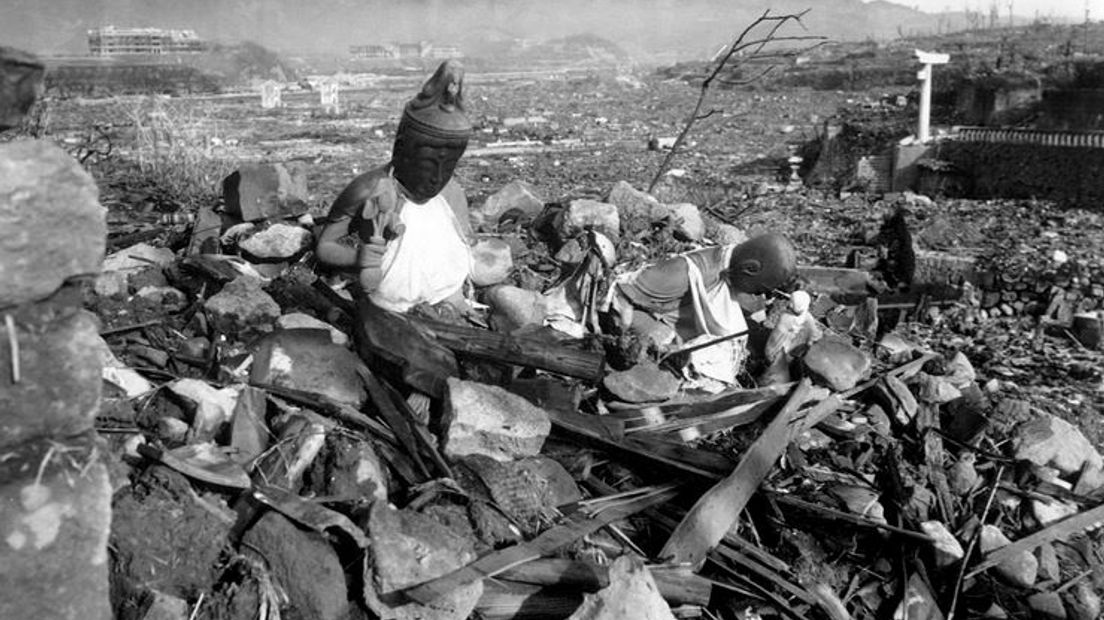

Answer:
[3,0,1104,619]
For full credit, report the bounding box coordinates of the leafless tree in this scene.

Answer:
[647,9,826,193]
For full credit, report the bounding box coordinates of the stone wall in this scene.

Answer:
[0,47,112,620]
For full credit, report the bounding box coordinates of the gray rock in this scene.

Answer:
[0,140,105,306]
[920,520,964,568]
[607,181,666,221]
[276,312,349,346]
[1027,592,1068,620]
[307,435,388,503]
[891,574,943,620]
[222,162,309,222]
[471,238,513,287]
[461,455,581,530]
[143,590,189,620]
[980,525,1037,588]
[948,453,981,496]
[443,378,551,462]
[915,372,962,404]
[167,378,243,441]
[94,242,175,298]
[365,501,482,620]
[239,223,313,260]
[134,286,187,309]
[561,199,620,241]
[0,308,101,449]
[712,223,748,246]
[0,461,112,620]
[1014,414,1104,476]
[603,362,680,403]
[567,555,675,620]
[243,512,349,620]
[1069,581,1101,620]
[0,46,44,130]
[803,335,872,392]
[667,202,704,241]
[251,329,366,407]
[477,180,544,227]
[486,285,546,333]
[1037,542,1060,583]
[203,276,281,335]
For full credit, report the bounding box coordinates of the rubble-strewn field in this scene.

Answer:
[13,65,1104,620]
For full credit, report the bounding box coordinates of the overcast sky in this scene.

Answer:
[884,0,1090,19]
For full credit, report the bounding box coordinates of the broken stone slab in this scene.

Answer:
[203,276,281,336]
[920,520,964,568]
[222,162,309,222]
[167,379,244,441]
[561,199,620,242]
[365,501,482,620]
[603,362,680,404]
[94,242,175,298]
[606,180,667,221]
[251,328,367,407]
[1037,542,1060,583]
[461,455,582,531]
[443,378,551,462]
[0,456,111,620]
[666,202,704,241]
[238,222,313,261]
[803,335,872,392]
[0,46,45,130]
[242,511,349,620]
[915,372,962,404]
[1027,592,1068,620]
[1032,497,1079,526]
[979,524,1038,589]
[0,140,105,307]
[566,555,676,620]
[0,307,102,448]
[1014,414,1104,477]
[476,180,544,228]
[275,312,349,346]
[471,237,514,287]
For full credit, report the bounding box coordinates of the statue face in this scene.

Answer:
[392,138,465,203]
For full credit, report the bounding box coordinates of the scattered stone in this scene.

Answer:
[666,202,704,241]
[567,555,675,620]
[1037,542,1060,583]
[239,223,313,260]
[365,501,482,620]
[156,417,189,444]
[203,276,281,336]
[276,312,349,346]
[876,333,919,364]
[222,162,309,222]
[477,180,544,227]
[94,242,175,298]
[142,590,189,620]
[1069,581,1102,620]
[945,351,977,389]
[803,335,873,392]
[712,223,748,246]
[607,180,666,220]
[0,460,112,620]
[795,428,834,451]
[167,379,244,441]
[443,378,551,462]
[892,574,943,620]
[561,199,620,241]
[486,285,546,333]
[134,285,187,309]
[603,362,680,403]
[0,140,105,306]
[979,524,1038,588]
[307,435,389,503]
[0,46,45,129]
[915,372,962,404]
[554,238,588,264]
[243,512,349,620]
[1032,497,1079,526]
[947,453,981,496]
[1027,592,1068,620]
[920,520,964,568]
[1014,414,1104,477]
[177,336,210,359]
[250,329,367,407]
[229,386,268,464]
[461,455,581,530]
[0,308,102,448]
[471,238,514,286]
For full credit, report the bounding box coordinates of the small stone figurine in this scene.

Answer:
[761,290,823,385]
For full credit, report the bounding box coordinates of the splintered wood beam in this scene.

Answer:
[408,316,606,382]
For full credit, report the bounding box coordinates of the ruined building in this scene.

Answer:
[87,26,205,56]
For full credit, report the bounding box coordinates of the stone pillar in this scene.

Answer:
[0,48,112,620]
[914,50,949,143]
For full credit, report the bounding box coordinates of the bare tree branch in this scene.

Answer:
[647,9,827,194]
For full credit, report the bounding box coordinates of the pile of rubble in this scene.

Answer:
[4,47,1104,620]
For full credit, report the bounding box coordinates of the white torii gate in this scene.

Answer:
[915,49,949,142]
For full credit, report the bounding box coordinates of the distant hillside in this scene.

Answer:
[1,0,1029,60]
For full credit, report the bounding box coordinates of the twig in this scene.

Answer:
[99,319,162,338]
[5,314,19,383]
[947,465,1004,620]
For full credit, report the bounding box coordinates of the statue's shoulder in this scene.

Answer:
[332,165,397,218]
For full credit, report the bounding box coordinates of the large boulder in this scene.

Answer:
[0,46,45,130]
[0,458,112,620]
[442,378,551,461]
[222,162,309,222]
[0,140,105,307]
[0,307,102,448]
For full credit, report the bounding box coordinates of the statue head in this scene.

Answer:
[392,60,472,203]
[724,233,798,296]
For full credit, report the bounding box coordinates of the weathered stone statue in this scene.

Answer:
[316,60,474,313]
[761,289,823,385]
